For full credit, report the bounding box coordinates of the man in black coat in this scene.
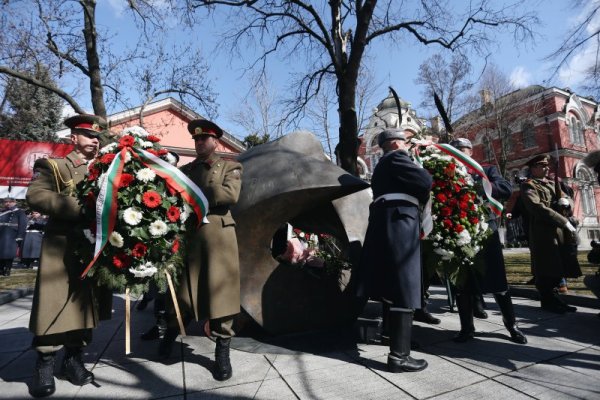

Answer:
[450,138,527,344]
[0,197,27,276]
[356,128,432,373]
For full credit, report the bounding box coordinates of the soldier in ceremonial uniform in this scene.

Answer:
[159,119,242,382]
[356,128,432,373]
[450,138,527,344]
[520,154,578,313]
[26,114,112,398]
[0,197,27,276]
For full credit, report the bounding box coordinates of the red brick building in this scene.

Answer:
[454,85,600,247]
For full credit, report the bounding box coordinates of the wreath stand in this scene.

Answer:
[124,271,187,354]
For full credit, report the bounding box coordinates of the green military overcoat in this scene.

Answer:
[26,152,112,336]
[520,178,570,278]
[178,153,242,321]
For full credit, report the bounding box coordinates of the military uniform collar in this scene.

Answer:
[66,151,89,167]
[196,153,221,168]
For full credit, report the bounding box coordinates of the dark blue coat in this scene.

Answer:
[0,205,27,259]
[356,150,432,308]
[476,165,512,293]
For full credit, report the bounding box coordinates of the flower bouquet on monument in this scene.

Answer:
[417,143,496,287]
[74,126,208,296]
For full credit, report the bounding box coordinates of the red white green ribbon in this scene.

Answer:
[81,146,209,278]
[433,144,504,216]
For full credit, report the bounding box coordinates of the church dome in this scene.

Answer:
[377,91,410,111]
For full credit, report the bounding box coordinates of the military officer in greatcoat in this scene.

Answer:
[0,197,27,276]
[520,154,579,313]
[159,119,242,382]
[355,128,432,373]
[26,114,113,398]
[449,138,527,344]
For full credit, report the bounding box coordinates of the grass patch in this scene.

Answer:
[505,251,598,296]
[0,268,37,291]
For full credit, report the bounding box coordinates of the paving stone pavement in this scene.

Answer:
[1,286,599,400]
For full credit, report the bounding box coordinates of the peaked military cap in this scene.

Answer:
[377,128,406,147]
[526,154,549,166]
[188,119,223,139]
[450,137,472,149]
[63,114,107,138]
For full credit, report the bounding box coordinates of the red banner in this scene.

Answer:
[0,139,73,198]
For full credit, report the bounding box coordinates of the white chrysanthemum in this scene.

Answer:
[129,261,158,278]
[139,140,154,149]
[136,168,156,182]
[123,207,143,226]
[122,125,149,138]
[109,231,124,248]
[149,220,168,237]
[83,229,95,244]
[456,230,472,246]
[434,248,454,260]
[180,203,191,222]
[479,220,489,233]
[99,142,118,154]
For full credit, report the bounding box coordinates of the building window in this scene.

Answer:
[521,121,536,148]
[569,115,585,145]
[576,167,597,216]
[587,229,600,240]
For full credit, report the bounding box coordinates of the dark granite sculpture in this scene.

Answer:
[233,131,371,334]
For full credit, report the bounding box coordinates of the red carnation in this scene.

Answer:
[167,206,181,222]
[146,149,159,157]
[470,217,480,224]
[112,253,132,269]
[459,201,469,210]
[440,207,452,217]
[147,135,161,143]
[459,211,467,219]
[442,219,453,229]
[119,173,134,188]
[119,135,135,147]
[453,183,461,193]
[100,153,116,164]
[448,198,458,207]
[157,149,169,155]
[436,193,447,203]
[87,167,100,181]
[132,243,148,258]
[172,238,180,254]
[142,191,162,208]
[454,224,465,233]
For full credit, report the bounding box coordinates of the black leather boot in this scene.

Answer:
[379,302,391,345]
[387,308,428,372]
[60,347,94,386]
[30,352,56,398]
[454,293,475,343]
[158,328,179,358]
[540,292,567,314]
[554,293,577,312]
[413,308,441,325]
[473,294,488,319]
[141,311,168,341]
[213,337,233,381]
[493,292,527,344]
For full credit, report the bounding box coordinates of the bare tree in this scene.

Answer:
[0,0,216,120]
[415,53,474,124]
[185,0,537,175]
[229,71,285,140]
[456,64,546,175]
[547,1,600,97]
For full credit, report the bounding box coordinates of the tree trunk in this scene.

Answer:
[337,75,359,176]
[81,0,106,118]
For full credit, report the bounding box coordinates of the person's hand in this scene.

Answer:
[565,221,577,233]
